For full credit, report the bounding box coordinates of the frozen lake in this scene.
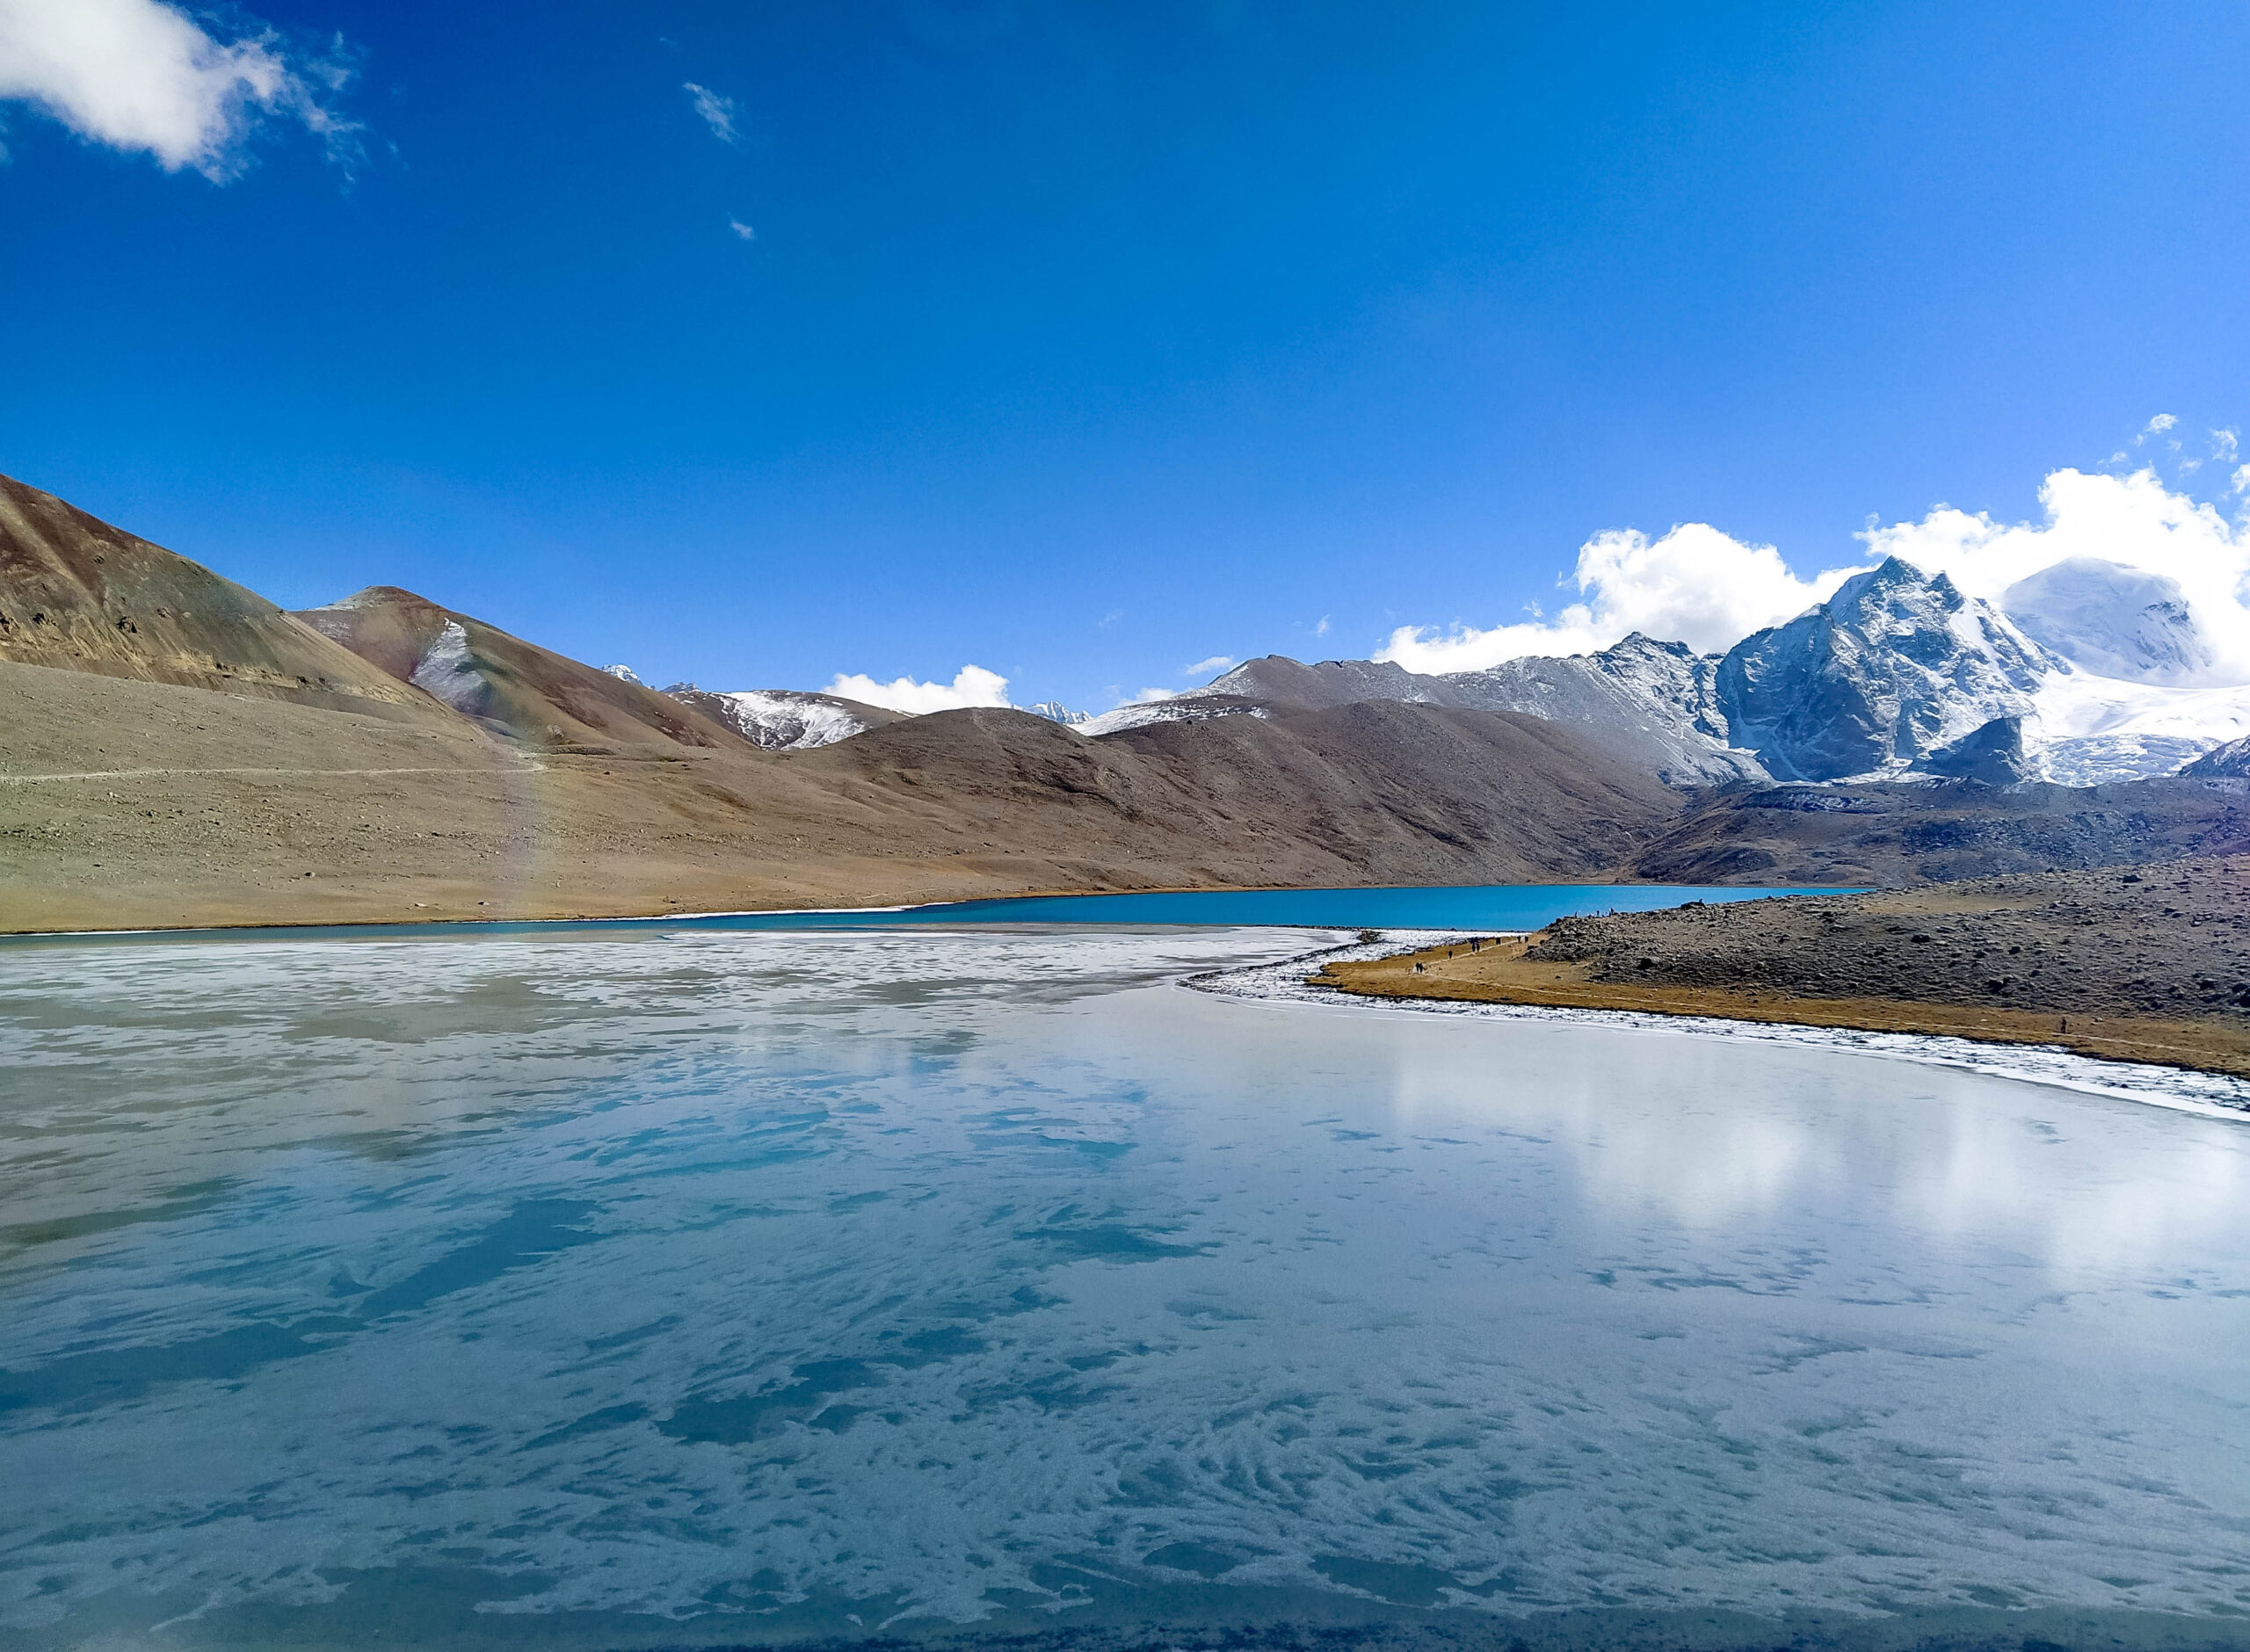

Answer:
[3,926,2247,1650]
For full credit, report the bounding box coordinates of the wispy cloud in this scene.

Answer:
[826,663,1009,714]
[1313,615,1331,638]
[728,218,755,241]
[1181,655,1232,677]
[0,0,359,179]
[683,82,736,142]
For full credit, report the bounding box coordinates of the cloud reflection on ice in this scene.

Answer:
[1,926,2246,1647]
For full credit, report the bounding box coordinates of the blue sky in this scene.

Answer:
[3,1,2248,710]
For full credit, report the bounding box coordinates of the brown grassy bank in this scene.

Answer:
[1316,860,2250,1079]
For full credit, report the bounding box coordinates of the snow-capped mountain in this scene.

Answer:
[1113,551,2250,786]
[2183,735,2250,779]
[660,685,904,750]
[1078,696,1271,737]
[1026,700,1092,726]
[1716,557,2059,782]
[1134,637,1763,783]
[2000,557,2214,685]
[1435,634,1768,786]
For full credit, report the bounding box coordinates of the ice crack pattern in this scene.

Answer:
[2,925,2248,1648]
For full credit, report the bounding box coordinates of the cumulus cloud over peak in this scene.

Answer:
[1377,522,1860,675]
[0,0,355,178]
[1375,463,2250,687]
[826,664,1010,715]
[1862,467,2250,684]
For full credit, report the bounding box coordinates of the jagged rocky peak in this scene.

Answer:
[2001,557,2215,685]
[602,664,644,685]
[1716,555,2059,783]
[1026,700,1090,725]
[2181,734,2250,779]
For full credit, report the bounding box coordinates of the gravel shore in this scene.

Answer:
[1321,857,2250,1077]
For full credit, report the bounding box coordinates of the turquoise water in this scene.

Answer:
[3,924,2246,1651]
[760,881,1853,932]
[4,881,1853,947]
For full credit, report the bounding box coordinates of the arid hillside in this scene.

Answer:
[8,469,2250,935]
[294,585,747,752]
[0,663,1688,931]
[0,476,440,721]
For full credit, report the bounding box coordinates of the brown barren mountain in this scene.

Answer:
[8,468,2250,975]
[293,586,747,753]
[0,475,440,721]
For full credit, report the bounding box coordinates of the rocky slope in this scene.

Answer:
[1716,557,2058,780]
[11,469,2250,934]
[2184,735,2250,779]
[1323,859,2250,1077]
[1146,640,1767,785]
[0,475,440,721]
[1633,775,2250,886]
[662,685,905,750]
[1529,857,2250,1020]
[0,667,1687,931]
[293,587,745,753]
[1136,557,2250,786]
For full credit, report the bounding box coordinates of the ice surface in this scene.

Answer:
[3,928,2248,1648]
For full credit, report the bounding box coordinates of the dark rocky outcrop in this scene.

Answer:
[1920,715,2031,786]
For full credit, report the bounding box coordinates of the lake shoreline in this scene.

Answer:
[1188,933,2250,1119]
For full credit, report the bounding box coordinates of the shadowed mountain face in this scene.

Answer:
[293,587,748,754]
[0,475,439,721]
[2184,735,2250,778]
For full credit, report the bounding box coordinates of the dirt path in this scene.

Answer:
[0,764,544,783]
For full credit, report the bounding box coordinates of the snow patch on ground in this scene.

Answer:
[406,620,483,714]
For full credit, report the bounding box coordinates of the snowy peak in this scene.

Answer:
[1717,556,2058,781]
[660,685,905,750]
[2002,557,2215,685]
[1436,633,1763,786]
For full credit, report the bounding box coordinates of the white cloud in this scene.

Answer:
[825,663,1010,714]
[1860,467,2250,684]
[728,218,756,241]
[1375,461,2250,687]
[1313,615,1331,638]
[1377,522,1860,674]
[1181,655,1233,677]
[684,82,736,142]
[0,0,354,179]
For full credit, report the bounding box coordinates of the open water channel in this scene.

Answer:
[3,909,2247,1650]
